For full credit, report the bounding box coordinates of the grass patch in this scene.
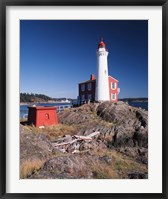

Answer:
[20,159,45,179]
[92,164,119,179]
[24,124,77,141]
[92,149,147,179]
[113,158,146,174]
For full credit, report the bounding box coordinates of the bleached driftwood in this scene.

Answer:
[86,131,100,138]
[52,131,100,148]
[74,135,92,140]
[72,149,90,154]
[53,139,79,147]
[74,131,100,140]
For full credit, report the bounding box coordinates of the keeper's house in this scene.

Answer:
[78,74,120,104]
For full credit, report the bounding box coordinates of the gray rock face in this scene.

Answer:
[128,172,148,179]
[117,147,148,165]
[20,126,55,162]
[99,155,112,164]
[29,154,96,179]
[57,102,148,167]
[58,102,148,149]
[96,102,148,148]
[21,101,148,179]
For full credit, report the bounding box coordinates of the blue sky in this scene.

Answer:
[20,20,148,99]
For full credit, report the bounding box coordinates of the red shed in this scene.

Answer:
[28,106,58,127]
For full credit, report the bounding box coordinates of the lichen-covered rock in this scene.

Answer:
[58,102,148,149]
[128,172,148,179]
[29,154,96,179]
[20,125,56,163]
[21,101,148,179]
[96,102,148,148]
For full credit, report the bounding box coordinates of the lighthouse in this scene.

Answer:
[78,39,120,105]
[95,39,110,102]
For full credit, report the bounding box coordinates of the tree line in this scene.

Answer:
[120,98,148,102]
[20,93,51,102]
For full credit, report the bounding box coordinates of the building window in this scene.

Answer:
[81,95,85,101]
[87,94,92,100]
[111,82,116,90]
[111,93,116,100]
[81,84,85,92]
[87,83,92,91]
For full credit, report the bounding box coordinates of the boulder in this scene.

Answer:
[29,155,95,179]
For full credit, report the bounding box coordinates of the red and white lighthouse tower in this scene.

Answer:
[95,39,110,101]
[78,39,120,104]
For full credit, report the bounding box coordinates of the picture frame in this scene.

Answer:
[0,0,168,198]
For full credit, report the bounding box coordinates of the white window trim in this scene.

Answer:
[111,82,116,90]
[111,93,116,100]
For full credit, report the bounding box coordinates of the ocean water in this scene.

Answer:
[128,101,148,111]
[20,103,72,119]
[20,101,148,119]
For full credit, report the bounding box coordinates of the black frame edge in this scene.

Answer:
[0,1,6,199]
[1,0,167,199]
[0,193,166,199]
[0,0,167,6]
[162,1,168,199]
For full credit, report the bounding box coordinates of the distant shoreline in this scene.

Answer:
[20,101,72,106]
[120,100,148,103]
[119,98,148,103]
[20,100,148,105]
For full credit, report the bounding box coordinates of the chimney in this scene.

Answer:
[90,74,95,80]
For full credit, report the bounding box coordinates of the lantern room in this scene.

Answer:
[28,106,58,127]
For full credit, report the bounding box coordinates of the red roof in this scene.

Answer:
[98,41,106,48]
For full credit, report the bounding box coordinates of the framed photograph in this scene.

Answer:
[0,0,167,198]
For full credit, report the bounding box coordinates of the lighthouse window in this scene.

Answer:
[111,93,116,100]
[81,84,85,91]
[87,83,92,91]
[111,82,116,90]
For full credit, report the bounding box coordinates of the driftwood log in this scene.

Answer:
[52,131,100,152]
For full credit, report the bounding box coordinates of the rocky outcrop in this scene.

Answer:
[29,154,94,179]
[128,172,148,179]
[58,102,148,149]
[21,101,148,179]
[20,125,55,163]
